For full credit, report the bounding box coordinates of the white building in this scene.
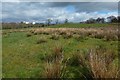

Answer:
[32,22,36,25]
[23,21,29,24]
[25,22,29,24]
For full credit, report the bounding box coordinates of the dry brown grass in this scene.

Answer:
[36,37,47,44]
[63,32,72,39]
[4,27,118,41]
[43,45,119,79]
[49,33,60,40]
[77,48,119,79]
[43,46,67,78]
[30,27,118,41]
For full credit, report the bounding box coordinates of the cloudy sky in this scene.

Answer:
[2,2,118,23]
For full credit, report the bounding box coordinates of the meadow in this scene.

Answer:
[2,23,119,79]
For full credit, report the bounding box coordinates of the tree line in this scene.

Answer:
[83,16,120,23]
[2,15,119,29]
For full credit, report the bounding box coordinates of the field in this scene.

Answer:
[2,23,119,78]
[48,23,118,28]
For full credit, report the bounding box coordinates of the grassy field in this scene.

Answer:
[2,24,119,78]
[48,23,118,28]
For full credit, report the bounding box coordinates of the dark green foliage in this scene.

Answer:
[67,53,80,66]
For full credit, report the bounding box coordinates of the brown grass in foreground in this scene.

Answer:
[43,46,119,79]
[43,46,68,78]
[78,48,119,79]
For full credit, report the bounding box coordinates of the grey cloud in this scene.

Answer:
[45,2,118,12]
[2,2,118,22]
[75,2,118,12]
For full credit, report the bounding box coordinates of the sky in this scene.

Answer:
[1,2,118,23]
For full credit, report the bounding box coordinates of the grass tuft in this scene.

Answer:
[43,46,67,78]
[49,34,59,40]
[36,37,47,44]
[26,32,32,37]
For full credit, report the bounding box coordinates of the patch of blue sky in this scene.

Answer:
[65,5,75,13]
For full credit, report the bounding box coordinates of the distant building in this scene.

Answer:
[23,21,29,24]
[25,22,29,24]
[32,22,36,25]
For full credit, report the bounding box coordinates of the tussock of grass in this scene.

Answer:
[43,46,67,78]
[67,52,81,66]
[43,44,119,79]
[36,37,47,44]
[59,31,66,35]
[49,34,59,40]
[31,27,118,41]
[26,32,32,37]
[73,34,87,41]
[77,47,119,79]
[33,32,38,35]
[63,33,72,39]
[3,27,119,78]
[104,33,118,41]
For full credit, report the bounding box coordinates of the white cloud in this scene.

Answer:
[2,2,118,23]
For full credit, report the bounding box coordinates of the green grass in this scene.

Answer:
[2,31,118,78]
[47,23,116,28]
